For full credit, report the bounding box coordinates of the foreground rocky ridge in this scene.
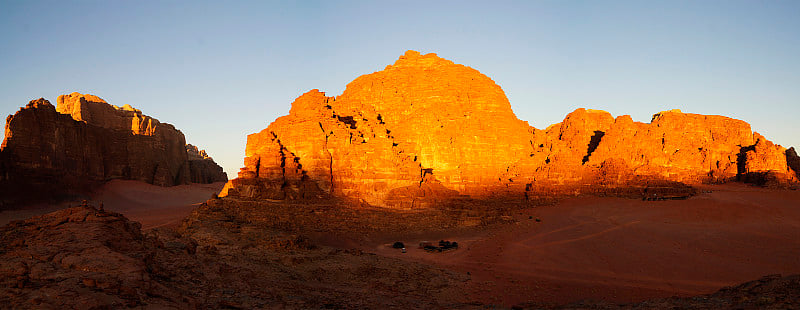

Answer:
[0,93,226,207]
[222,50,798,207]
[0,205,468,308]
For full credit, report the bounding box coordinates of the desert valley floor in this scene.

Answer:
[368,183,800,305]
[3,182,797,308]
[0,180,225,229]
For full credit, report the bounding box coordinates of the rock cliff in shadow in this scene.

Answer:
[784,147,800,181]
[0,93,226,207]
[186,144,228,184]
[220,51,797,207]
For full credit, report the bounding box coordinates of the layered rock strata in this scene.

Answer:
[221,51,798,207]
[0,94,226,206]
[186,144,228,184]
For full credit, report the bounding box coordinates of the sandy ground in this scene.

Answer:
[0,180,224,229]
[370,183,800,306]
[2,181,798,306]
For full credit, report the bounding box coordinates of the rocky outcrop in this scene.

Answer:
[221,51,535,205]
[0,205,189,308]
[0,204,469,308]
[582,111,774,182]
[787,147,800,181]
[221,51,798,207]
[56,93,160,135]
[186,144,227,184]
[736,133,798,186]
[0,94,226,206]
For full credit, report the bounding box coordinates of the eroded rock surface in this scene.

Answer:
[221,51,797,207]
[787,147,800,181]
[186,144,228,184]
[0,205,469,309]
[0,94,226,207]
[0,206,190,308]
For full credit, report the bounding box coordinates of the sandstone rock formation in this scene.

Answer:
[186,144,228,184]
[787,147,800,181]
[221,51,798,207]
[0,94,226,206]
[56,93,159,135]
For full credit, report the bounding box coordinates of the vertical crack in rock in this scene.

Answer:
[269,132,294,192]
[318,122,334,194]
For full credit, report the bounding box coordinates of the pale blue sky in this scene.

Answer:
[1,0,799,176]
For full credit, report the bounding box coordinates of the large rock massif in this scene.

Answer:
[222,51,798,207]
[0,93,226,206]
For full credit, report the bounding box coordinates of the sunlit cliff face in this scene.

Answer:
[220,51,799,207]
[56,92,160,136]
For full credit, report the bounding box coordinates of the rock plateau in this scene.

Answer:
[222,50,798,207]
[0,93,226,207]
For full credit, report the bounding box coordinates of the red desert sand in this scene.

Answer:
[371,183,800,306]
[0,180,224,229]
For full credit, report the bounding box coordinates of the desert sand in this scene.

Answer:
[0,180,224,229]
[370,183,800,306]
[2,179,796,306]
[1,180,797,307]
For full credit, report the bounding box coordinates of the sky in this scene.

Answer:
[1,0,799,177]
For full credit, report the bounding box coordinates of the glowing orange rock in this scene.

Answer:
[222,51,536,205]
[56,92,160,135]
[739,133,798,186]
[584,109,754,183]
[222,51,798,206]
